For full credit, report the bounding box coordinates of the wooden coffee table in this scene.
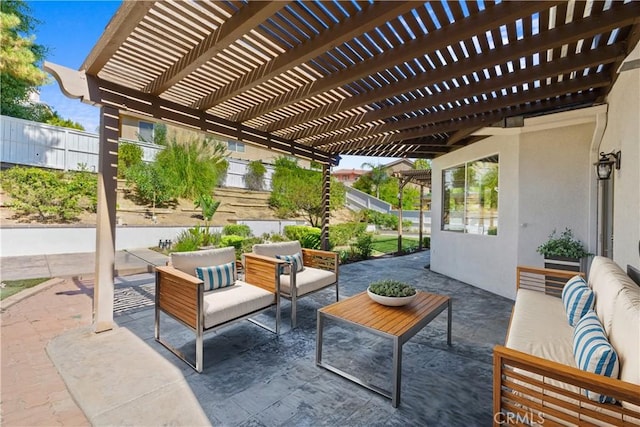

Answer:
[316,291,451,407]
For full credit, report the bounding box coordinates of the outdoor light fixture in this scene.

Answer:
[594,151,621,180]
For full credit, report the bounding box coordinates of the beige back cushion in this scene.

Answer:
[171,247,236,276]
[252,241,302,258]
[588,256,627,334]
[609,278,640,389]
[589,256,640,409]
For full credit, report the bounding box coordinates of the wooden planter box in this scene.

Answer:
[543,256,583,296]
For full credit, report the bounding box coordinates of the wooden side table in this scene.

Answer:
[316,291,451,407]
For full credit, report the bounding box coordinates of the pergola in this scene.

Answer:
[45,0,640,331]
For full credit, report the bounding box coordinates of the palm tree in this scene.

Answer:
[361,162,389,199]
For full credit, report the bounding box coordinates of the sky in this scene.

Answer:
[27,0,400,170]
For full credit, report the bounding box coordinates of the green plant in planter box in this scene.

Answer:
[368,280,416,297]
[536,228,590,259]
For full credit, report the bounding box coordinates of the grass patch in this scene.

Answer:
[0,278,50,300]
[371,235,419,254]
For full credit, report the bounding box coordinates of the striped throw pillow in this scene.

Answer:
[276,252,303,275]
[561,275,594,326]
[195,261,236,291]
[573,310,619,403]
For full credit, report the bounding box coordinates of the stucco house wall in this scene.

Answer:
[599,42,640,272]
[431,108,603,300]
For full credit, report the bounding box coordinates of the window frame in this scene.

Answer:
[441,154,499,236]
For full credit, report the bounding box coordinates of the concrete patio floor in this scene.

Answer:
[1,250,514,426]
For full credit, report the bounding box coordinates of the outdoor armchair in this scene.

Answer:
[155,247,283,373]
[251,241,338,328]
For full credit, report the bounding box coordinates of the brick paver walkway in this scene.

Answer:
[1,278,92,426]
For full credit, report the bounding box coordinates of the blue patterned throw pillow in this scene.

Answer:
[561,275,594,327]
[276,252,303,275]
[573,310,619,403]
[195,261,236,291]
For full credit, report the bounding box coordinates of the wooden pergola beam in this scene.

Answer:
[325,90,602,153]
[144,1,289,95]
[193,1,417,110]
[310,74,610,148]
[269,2,639,137]
[294,44,623,143]
[82,2,155,74]
[230,1,555,123]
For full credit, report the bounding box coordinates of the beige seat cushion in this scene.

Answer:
[252,241,302,258]
[278,266,336,296]
[203,281,274,329]
[171,247,236,277]
[506,289,575,367]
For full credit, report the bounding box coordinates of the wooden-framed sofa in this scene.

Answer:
[493,257,640,426]
[155,247,285,373]
[251,241,338,328]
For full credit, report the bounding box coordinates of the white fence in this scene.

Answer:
[1,115,274,190]
[345,187,431,232]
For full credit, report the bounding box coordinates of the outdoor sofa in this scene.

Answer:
[251,241,338,328]
[493,256,640,425]
[155,247,283,373]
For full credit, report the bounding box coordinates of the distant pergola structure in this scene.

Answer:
[393,169,432,254]
[44,0,640,332]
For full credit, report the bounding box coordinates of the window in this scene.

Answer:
[442,155,499,235]
[138,121,154,142]
[227,140,245,153]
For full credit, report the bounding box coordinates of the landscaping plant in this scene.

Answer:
[244,160,267,191]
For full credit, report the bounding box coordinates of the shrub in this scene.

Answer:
[362,209,400,230]
[0,166,97,222]
[117,142,143,178]
[300,228,321,250]
[329,222,366,247]
[352,233,374,259]
[155,137,227,200]
[269,233,288,242]
[283,225,318,241]
[223,224,251,237]
[221,235,245,259]
[244,160,267,191]
[171,225,219,252]
[241,236,265,256]
[423,236,431,249]
[125,162,178,207]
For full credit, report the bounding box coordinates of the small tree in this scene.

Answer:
[270,157,345,227]
[117,142,143,178]
[194,193,220,224]
[243,160,267,191]
[361,162,389,199]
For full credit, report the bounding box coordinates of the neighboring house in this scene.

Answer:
[331,168,365,186]
[430,42,640,301]
[381,158,414,174]
[120,116,310,168]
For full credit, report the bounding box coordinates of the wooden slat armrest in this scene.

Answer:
[301,248,338,273]
[517,265,586,279]
[516,265,585,294]
[494,345,640,405]
[156,265,203,286]
[244,253,285,293]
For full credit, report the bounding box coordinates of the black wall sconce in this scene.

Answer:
[594,151,621,180]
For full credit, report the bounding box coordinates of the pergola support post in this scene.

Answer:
[93,106,119,333]
[321,164,331,251]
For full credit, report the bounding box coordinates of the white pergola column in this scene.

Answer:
[93,106,119,333]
